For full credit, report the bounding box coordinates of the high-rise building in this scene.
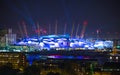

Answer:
[5,28,16,45]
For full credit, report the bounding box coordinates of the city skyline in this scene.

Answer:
[0,0,120,36]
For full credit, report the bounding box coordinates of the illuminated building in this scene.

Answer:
[5,28,16,45]
[0,28,7,47]
[0,52,26,70]
[16,34,114,51]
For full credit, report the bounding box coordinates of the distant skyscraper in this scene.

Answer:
[5,28,16,45]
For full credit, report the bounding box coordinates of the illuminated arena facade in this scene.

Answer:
[16,34,113,51]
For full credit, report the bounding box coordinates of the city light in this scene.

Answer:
[15,34,113,51]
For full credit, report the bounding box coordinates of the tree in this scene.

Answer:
[24,65,41,75]
[0,63,19,75]
[47,72,55,75]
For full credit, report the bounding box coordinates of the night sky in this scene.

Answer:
[0,0,120,36]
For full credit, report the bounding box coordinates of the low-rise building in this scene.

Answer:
[0,52,26,70]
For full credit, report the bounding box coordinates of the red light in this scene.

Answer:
[115,32,118,34]
[83,20,88,26]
